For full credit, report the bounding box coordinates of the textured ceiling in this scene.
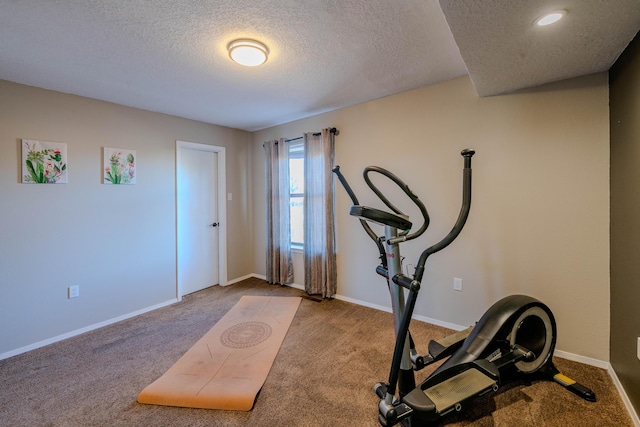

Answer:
[439,0,640,97]
[0,1,638,131]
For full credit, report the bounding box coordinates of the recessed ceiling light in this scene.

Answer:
[535,10,567,26]
[228,39,269,67]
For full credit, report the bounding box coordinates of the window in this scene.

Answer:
[289,142,304,248]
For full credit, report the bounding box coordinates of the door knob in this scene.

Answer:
[210,222,219,227]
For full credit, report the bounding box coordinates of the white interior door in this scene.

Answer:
[177,142,227,297]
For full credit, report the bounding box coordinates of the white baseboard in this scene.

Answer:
[225,273,258,286]
[0,298,178,361]
[606,363,640,426]
[334,292,469,331]
[2,273,278,361]
[554,349,609,369]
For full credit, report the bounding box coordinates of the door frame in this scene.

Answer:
[175,140,227,300]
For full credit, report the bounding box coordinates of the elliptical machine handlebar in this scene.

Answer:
[362,167,430,245]
[413,148,475,282]
[332,165,360,206]
[332,164,431,248]
[333,149,474,276]
[332,165,387,265]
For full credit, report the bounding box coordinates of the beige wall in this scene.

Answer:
[0,80,252,356]
[252,74,610,361]
[1,72,611,362]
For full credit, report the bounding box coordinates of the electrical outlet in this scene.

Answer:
[68,285,80,299]
[453,278,463,292]
[405,263,414,276]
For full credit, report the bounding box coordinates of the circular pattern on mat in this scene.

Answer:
[220,321,273,348]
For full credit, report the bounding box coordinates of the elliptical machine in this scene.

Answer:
[332,149,595,426]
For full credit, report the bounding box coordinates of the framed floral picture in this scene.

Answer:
[22,139,68,184]
[104,147,136,185]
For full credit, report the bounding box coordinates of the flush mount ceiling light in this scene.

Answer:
[228,39,269,66]
[535,10,567,26]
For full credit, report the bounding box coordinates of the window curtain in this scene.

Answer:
[264,139,294,285]
[303,128,337,298]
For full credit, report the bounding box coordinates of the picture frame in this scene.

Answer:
[103,147,136,185]
[21,139,68,184]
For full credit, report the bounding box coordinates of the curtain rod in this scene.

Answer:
[285,127,339,143]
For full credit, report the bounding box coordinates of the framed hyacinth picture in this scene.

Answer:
[104,147,136,185]
[22,139,68,184]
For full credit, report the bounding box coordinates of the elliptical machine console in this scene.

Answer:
[332,150,595,426]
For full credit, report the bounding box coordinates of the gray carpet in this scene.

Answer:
[0,278,633,426]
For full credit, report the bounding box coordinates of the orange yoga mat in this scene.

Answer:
[137,295,301,411]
